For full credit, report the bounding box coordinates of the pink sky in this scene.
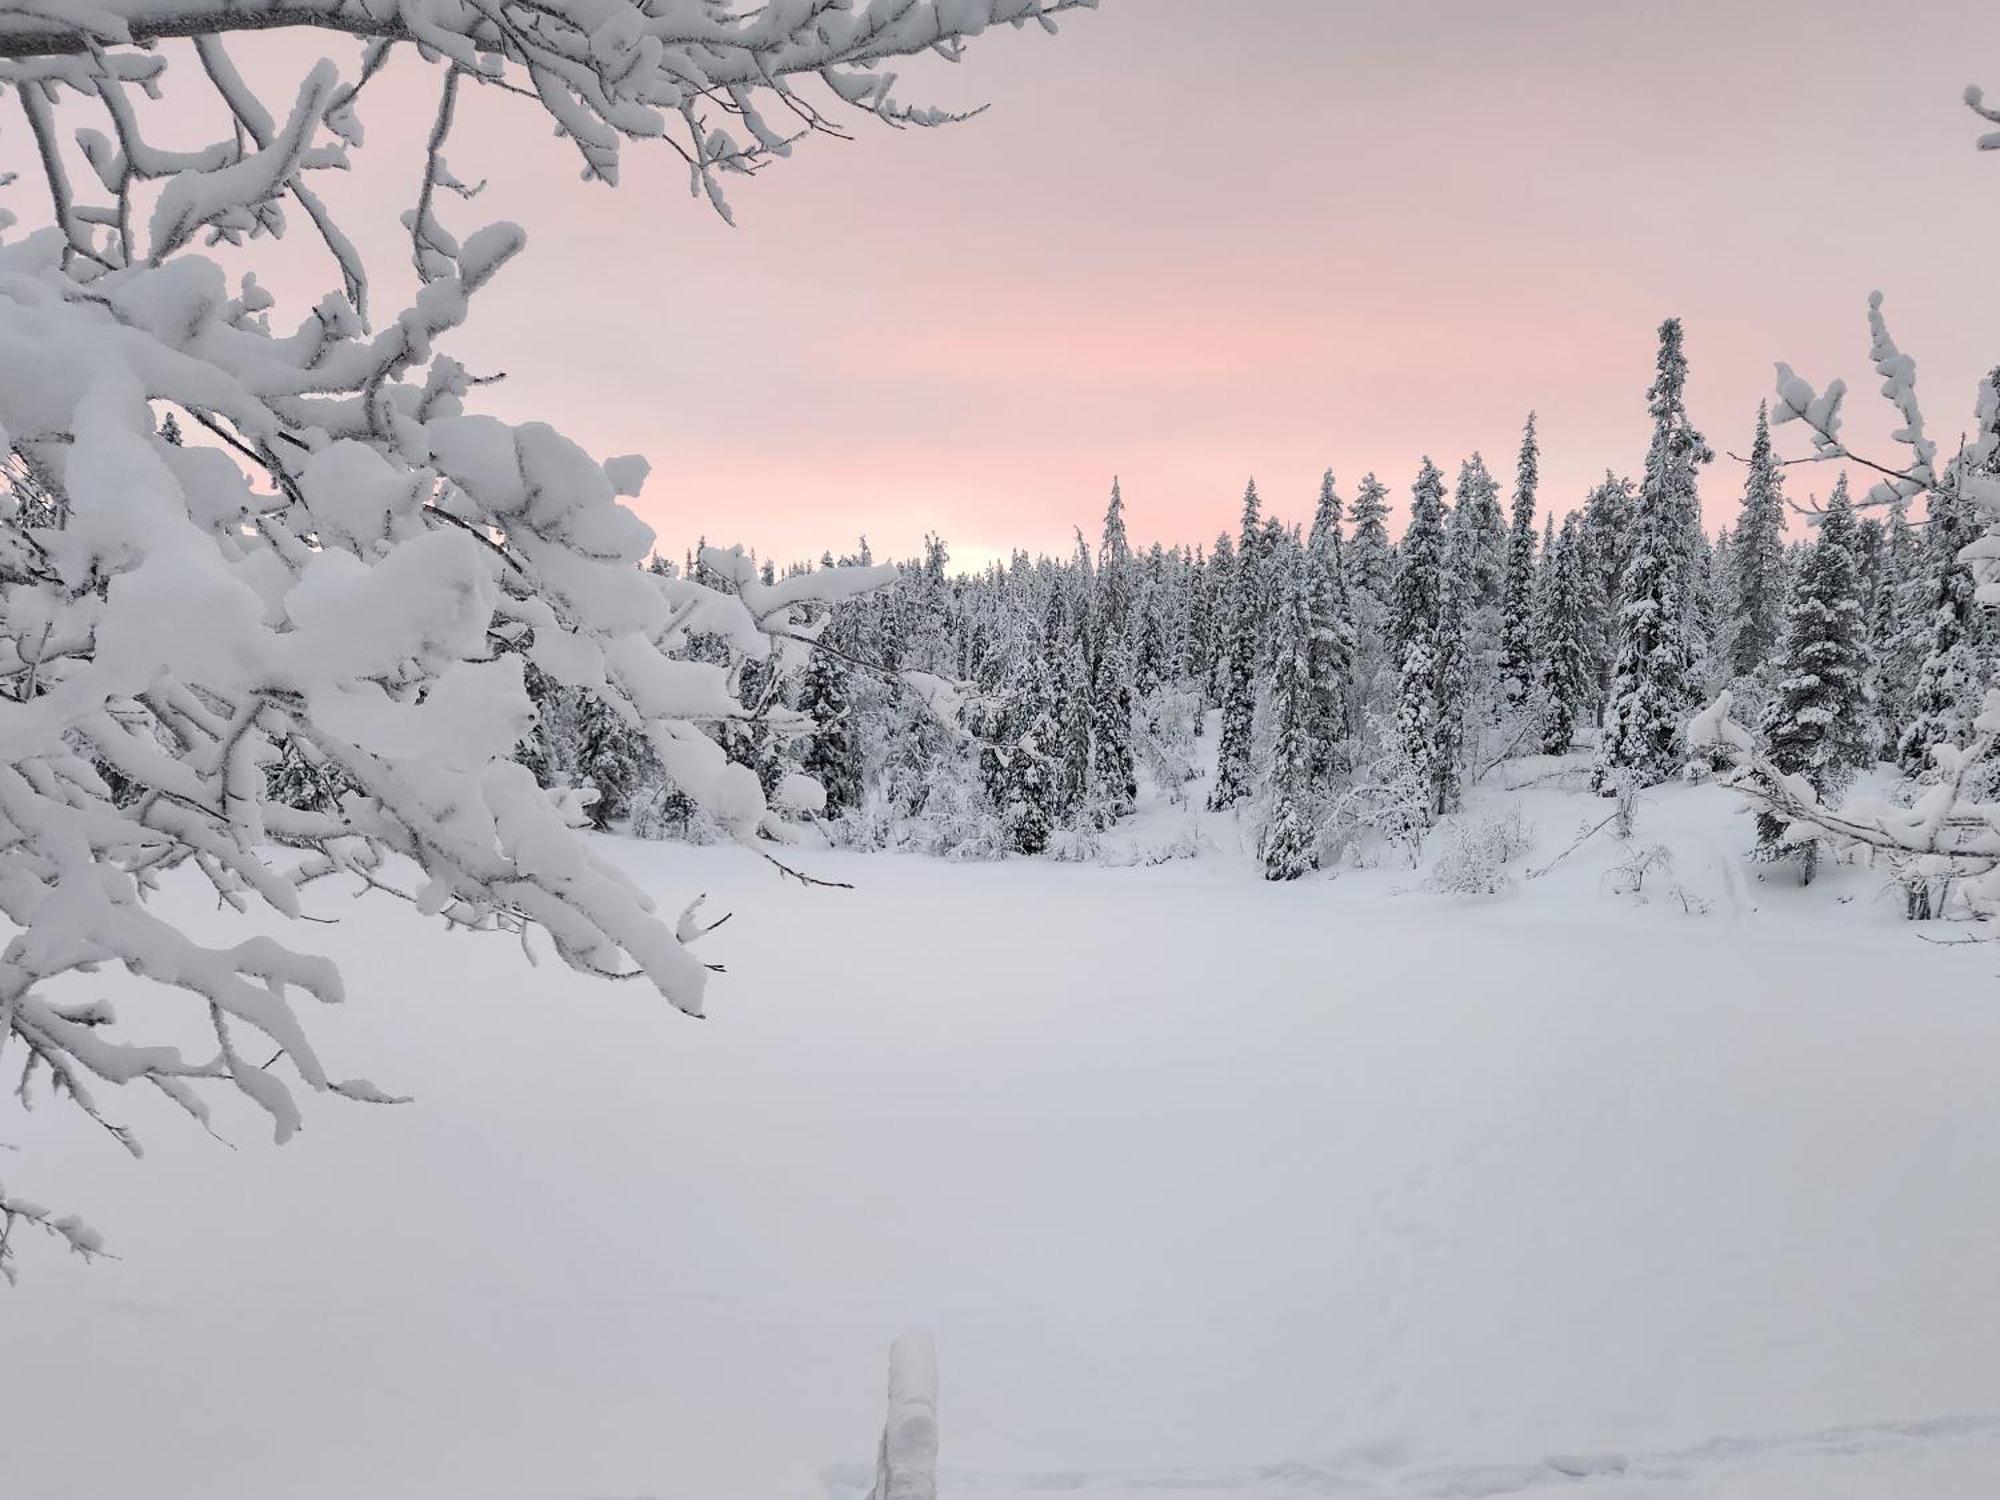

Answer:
[159,3,2000,567]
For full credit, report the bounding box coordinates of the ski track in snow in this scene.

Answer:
[924,1411,2000,1498]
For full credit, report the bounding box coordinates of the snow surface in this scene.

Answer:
[7,766,2000,1499]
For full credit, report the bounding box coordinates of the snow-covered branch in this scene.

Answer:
[0,0,1092,1277]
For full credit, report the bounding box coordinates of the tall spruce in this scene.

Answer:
[1756,476,1870,878]
[1393,458,1463,819]
[1728,402,1789,679]
[1450,452,1508,610]
[1209,479,1264,810]
[1870,494,1919,755]
[1596,318,1713,790]
[1346,472,1395,607]
[1895,463,1987,775]
[1260,555,1321,880]
[1535,513,1597,754]
[798,625,861,816]
[1090,479,1137,817]
[1499,412,1541,710]
[1306,469,1358,766]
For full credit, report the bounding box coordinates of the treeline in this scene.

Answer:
[523,318,1990,887]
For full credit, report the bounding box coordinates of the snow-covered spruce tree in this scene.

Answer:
[1180,540,1216,695]
[1498,412,1541,711]
[1694,262,2000,917]
[1053,606,1095,824]
[996,649,1057,856]
[1197,532,1233,704]
[1895,407,1993,777]
[1431,521,1473,813]
[1089,479,1136,818]
[1450,452,1507,612]
[1728,402,1789,681]
[1132,547,1171,703]
[1596,319,1713,790]
[1345,472,1395,608]
[1306,469,1358,774]
[1870,494,1921,756]
[1536,514,1597,754]
[1753,475,1870,878]
[798,617,862,819]
[1088,631,1137,820]
[1259,552,1321,880]
[1209,479,1264,811]
[1580,470,1637,662]
[0,0,1092,1276]
[1392,458,1463,820]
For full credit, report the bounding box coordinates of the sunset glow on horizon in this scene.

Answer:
[216,0,2000,568]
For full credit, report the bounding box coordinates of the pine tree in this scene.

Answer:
[1895,465,1987,776]
[1090,631,1138,818]
[1756,476,1871,878]
[1450,452,1508,610]
[997,647,1057,855]
[1535,514,1597,754]
[1581,470,1637,648]
[1870,494,1919,755]
[799,628,861,817]
[1209,479,1264,810]
[1053,621,1095,823]
[1085,478,1138,818]
[1345,472,1395,606]
[573,688,652,830]
[1430,525,1472,814]
[1498,412,1541,710]
[1306,469,1358,768]
[1096,477,1134,640]
[1200,532,1234,704]
[1259,557,1321,880]
[1596,318,1713,790]
[1392,458,1463,819]
[1392,459,1448,669]
[1728,402,1789,679]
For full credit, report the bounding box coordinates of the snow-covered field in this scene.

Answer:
[7,769,2000,1500]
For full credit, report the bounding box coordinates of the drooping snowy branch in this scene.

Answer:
[1771,293,1940,514]
[0,0,1092,1277]
[1692,687,2000,914]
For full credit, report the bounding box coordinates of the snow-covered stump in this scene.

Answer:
[868,1332,939,1500]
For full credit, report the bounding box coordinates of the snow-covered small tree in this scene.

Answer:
[1754,476,1870,878]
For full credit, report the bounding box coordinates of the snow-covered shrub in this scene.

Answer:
[1045,820,1105,864]
[1134,682,1202,801]
[1607,843,1675,900]
[1320,711,1431,868]
[0,0,1092,1277]
[1423,807,1533,896]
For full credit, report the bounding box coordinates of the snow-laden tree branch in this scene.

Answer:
[0,0,1093,1279]
[1691,688,2000,912]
